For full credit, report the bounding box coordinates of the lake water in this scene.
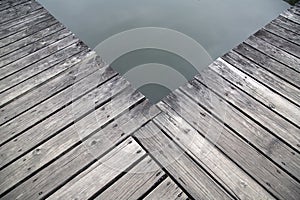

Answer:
[37,0,289,104]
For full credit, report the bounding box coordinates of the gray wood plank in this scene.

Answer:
[1,99,159,199]
[0,28,72,68]
[1,141,95,200]
[0,0,42,24]
[144,177,189,200]
[0,75,129,191]
[254,29,300,58]
[0,40,85,94]
[289,7,300,16]
[154,106,274,200]
[0,0,24,5]
[281,10,300,24]
[272,16,300,35]
[0,66,119,169]
[0,34,81,81]
[0,0,29,12]
[223,51,300,107]
[95,156,165,200]
[180,78,300,183]
[264,23,300,46]
[194,68,300,154]
[0,52,100,143]
[233,43,300,88]
[0,79,146,194]
[0,15,56,48]
[0,38,85,107]
[0,9,48,39]
[245,35,300,73]
[47,137,145,200]
[161,89,300,200]
[134,121,232,200]
[0,20,61,57]
[211,58,300,126]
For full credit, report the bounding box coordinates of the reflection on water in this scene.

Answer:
[38,0,289,103]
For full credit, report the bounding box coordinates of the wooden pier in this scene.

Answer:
[0,0,300,199]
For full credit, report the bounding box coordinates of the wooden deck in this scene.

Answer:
[0,0,300,199]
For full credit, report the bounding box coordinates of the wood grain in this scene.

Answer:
[211,58,300,125]
[0,41,85,94]
[254,29,300,58]
[233,43,300,88]
[154,105,275,200]
[95,156,165,200]
[272,16,300,34]
[134,121,232,200]
[1,99,158,199]
[0,0,42,24]
[281,10,300,25]
[0,38,85,107]
[0,14,55,48]
[245,35,300,73]
[180,77,300,181]
[0,65,118,170]
[0,52,101,143]
[144,177,189,200]
[0,9,48,39]
[195,68,300,153]
[161,88,300,200]
[222,51,300,106]
[47,137,145,200]
[264,23,300,46]
[0,28,72,68]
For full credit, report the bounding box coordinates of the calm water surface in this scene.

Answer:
[37,0,289,104]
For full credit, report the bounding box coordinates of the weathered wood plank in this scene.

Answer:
[47,137,145,200]
[245,35,300,73]
[254,29,300,58]
[195,68,300,153]
[0,0,42,24]
[0,52,100,143]
[0,15,56,48]
[0,78,145,194]
[0,41,85,94]
[289,7,300,16]
[281,10,300,24]
[1,144,94,200]
[272,16,300,35]
[0,0,29,12]
[0,39,85,107]
[95,156,165,200]
[211,58,300,125]
[264,23,300,45]
[134,121,232,200]
[0,0,24,5]
[0,9,48,39]
[222,51,300,106]
[154,106,275,200]
[0,66,119,169]
[233,43,300,88]
[0,20,61,57]
[0,76,128,178]
[161,89,300,200]
[1,100,159,199]
[180,78,300,183]
[144,177,189,200]
[264,23,300,46]
[0,28,72,68]
[0,34,81,81]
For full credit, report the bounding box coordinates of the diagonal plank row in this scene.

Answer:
[0,1,189,199]
[0,0,300,199]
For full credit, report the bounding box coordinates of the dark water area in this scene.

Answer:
[38,0,290,104]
